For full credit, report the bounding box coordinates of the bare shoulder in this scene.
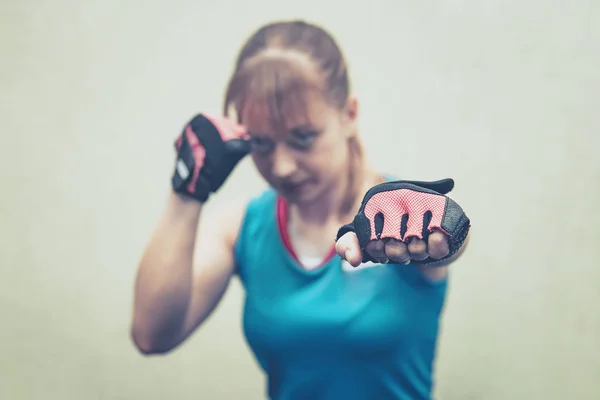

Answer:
[195,196,250,256]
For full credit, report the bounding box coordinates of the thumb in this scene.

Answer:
[335,232,363,267]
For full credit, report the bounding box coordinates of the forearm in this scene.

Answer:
[131,192,202,352]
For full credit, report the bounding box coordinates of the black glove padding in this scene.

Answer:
[171,114,250,202]
[336,179,470,265]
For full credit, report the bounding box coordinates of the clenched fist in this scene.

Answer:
[336,179,470,267]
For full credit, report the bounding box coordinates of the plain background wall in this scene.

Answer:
[2,0,599,399]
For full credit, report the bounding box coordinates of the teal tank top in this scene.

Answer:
[234,188,448,400]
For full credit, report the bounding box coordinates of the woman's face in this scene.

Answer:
[240,90,358,206]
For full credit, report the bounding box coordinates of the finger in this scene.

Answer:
[228,119,248,138]
[427,230,450,259]
[384,239,411,264]
[365,240,388,264]
[335,232,363,267]
[407,238,429,261]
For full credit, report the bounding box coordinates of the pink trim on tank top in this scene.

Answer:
[276,196,337,270]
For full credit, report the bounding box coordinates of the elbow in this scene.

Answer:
[131,338,159,356]
[130,325,175,356]
[130,328,159,355]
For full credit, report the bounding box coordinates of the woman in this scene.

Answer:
[131,19,470,400]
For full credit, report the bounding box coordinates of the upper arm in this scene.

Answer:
[179,198,249,339]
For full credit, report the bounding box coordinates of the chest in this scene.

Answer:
[241,254,442,360]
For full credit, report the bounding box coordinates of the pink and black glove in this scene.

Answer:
[336,179,470,265]
[171,114,249,202]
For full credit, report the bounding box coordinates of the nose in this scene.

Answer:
[271,145,298,179]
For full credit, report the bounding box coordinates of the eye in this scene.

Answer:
[249,136,274,155]
[288,129,317,150]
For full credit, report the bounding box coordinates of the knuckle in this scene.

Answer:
[384,238,402,250]
[429,246,450,259]
[428,232,448,247]
[366,240,385,253]
[385,242,410,263]
[366,240,388,262]
[385,243,407,258]
[408,240,427,254]
[429,251,447,260]
[427,233,449,259]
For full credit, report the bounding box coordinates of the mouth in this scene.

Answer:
[278,180,311,196]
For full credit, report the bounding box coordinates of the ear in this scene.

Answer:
[345,94,359,122]
[343,94,359,138]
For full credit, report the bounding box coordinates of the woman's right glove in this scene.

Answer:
[336,178,470,265]
[171,114,250,203]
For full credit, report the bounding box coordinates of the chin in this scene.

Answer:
[278,183,318,205]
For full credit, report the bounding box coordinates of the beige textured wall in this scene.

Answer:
[2,0,599,399]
